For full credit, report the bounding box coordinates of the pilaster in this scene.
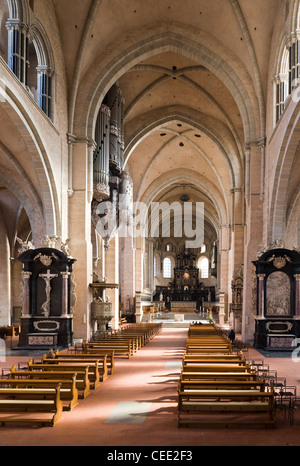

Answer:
[68,140,93,340]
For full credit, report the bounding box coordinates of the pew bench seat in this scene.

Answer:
[182,364,253,373]
[43,356,108,382]
[28,361,100,390]
[84,342,133,358]
[11,367,91,399]
[185,347,232,354]
[181,371,258,381]
[101,337,139,352]
[178,388,275,427]
[0,385,63,427]
[0,377,78,411]
[178,379,266,392]
[65,350,115,374]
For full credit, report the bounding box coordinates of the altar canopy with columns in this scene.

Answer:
[253,248,300,351]
[17,248,76,348]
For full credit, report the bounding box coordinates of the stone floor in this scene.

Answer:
[0,326,300,449]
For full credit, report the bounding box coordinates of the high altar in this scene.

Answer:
[154,251,215,311]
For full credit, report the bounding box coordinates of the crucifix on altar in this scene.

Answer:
[39,269,58,317]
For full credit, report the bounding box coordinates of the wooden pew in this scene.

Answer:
[120,326,160,344]
[15,363,91,399]
[177,322,276,428]
[177,386,275,427]
[180,370,258,382]
[0,374,78,411]
[183,357,247,366]
[186,341,231,348]
[79,349,115,374]
[178,377,266,392]
[54,350,115,375]
[185,347,232,354]
[43,354,108,382]
[183,351,244,360]
[0,383,63,427]
[100,335,140,352]
[182,363,252,373]
[84,340,133,358]
[29,359,100,390]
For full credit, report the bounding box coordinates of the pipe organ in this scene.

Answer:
[92,82,132,250]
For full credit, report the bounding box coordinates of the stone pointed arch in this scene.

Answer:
[139,170,228,230]
[7,0,30,23]
[1,88,61,239]
[123,106,242,190]
[269,101,300,243]
[72,26,260,146]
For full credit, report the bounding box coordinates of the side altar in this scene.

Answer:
[253,247,300,351]
[17,247,76,348]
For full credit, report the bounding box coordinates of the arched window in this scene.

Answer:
[274,4,300,124]
[163,257,172,279]
[3,3,54,119]
[199,257,209,279]
[275,45,289,123]
[29,20,54,119]
[5,0,30,84]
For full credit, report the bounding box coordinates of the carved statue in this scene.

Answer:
[42,236,58,249]
[61,238,71,257]
[16,237,34,254]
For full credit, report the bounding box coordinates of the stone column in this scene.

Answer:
[258,138,266,201]
[68,139,93,340]
[135,233,145,323]
[244,144,251,206]
[242,143,264,343]
[218,292,226,325]
[219,224,230,321]
[61,271,70,317]
[257,274,265,317]
[295,274,300,317]
[104,233,119,330]
[21,271,32,318]
[119,234,135,317]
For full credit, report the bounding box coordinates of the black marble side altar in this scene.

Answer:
[17,248,76,348]
[253,248,300,351]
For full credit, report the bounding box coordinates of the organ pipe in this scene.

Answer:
[106,82,123,174]
[93,104,111,202]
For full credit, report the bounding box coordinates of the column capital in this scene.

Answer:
[67,132,77,146]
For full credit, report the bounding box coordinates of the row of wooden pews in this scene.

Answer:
[83,322,162,358]
[0,322,161,427]
[177,323,276,428]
